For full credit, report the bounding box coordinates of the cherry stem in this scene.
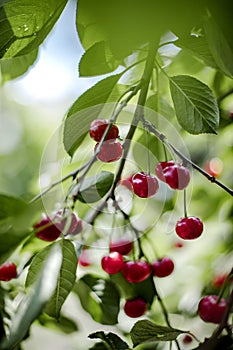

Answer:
[183,190,188,218]
[153,281,181,350]
[142,117,233,197]
[146,130,151,175]
[217,267,233,303]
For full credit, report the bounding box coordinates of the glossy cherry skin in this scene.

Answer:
[34,216,62,241]
[122,260,151,283]
[155,161,175,181]
[95,140,123,162]
[175,216,203,240]
[110,239,133,255]
[198,295,227,324]
[101,252,124,274]
[151,257,174,278]
[89,119,119,142]
[0,262,17,281]
[124,298,147,318]
[162,164,190,190]
[132,172,159,198]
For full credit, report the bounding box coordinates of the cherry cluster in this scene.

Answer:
[89,119,123,162]
[101,240,174,318]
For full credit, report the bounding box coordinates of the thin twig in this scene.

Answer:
[142,117,233,197]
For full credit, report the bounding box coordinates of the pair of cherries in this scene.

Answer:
[122,160,191,199]
[89,119,123,162]
[101,239,174,318]
[34,211,83,242]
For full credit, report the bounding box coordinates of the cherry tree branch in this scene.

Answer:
[142,117,233,197]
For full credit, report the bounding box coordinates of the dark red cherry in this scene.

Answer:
[151,257,174,277]
[198,295,227,324]
[155,161,175,181]
[162,164,190,190]
[56,211,83,235]
[175,216,203,240]
[182,335,193,344]
[34,216,61,241]
[0,262,17,281]
[101,252,124,274]
[89,119,119,142]
[122,260,151,283]
[110,239,133,255]
[132,172,159,198]
[124,298,147,318]
[95,140,123,162]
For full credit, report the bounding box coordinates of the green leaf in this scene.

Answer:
[26,239,77,319]
[89,331,129,350]
[63,74,122,156]
[44,240,77,318]
[79,41,119,77]
[38,313,78,334]
[130,320,185,347]
[73,274,120,325]
[89,343,109,350]
[169,75,219,134]
[0,0,68,58]
[77,171,114,203]
[204,15,233,78]
[0,243,62,350]
[146,93,175,121]
[0,49,38,81]
[0,194,39,263]
[175,35,217,69]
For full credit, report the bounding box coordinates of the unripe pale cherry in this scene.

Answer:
[132,172,159,198]
[89,119,119,142]
[124,298,147,318]
[122,260,151,283]
[101,252,124,274]
[198,295,227,324]
[175,216,203,240]
[110,239,133,255]
[95,140,123,162]
[151,257,174,278]
[0,262,17,281]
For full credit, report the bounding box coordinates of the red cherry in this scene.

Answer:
[0,262,17,281]
[182,335,193,344]
[155,161,175,181]
[56,211,83,235]
[110,239,133,255]
[175,216,203,240]
[162,164,190,190]
[101,252,124,274]
[151,257,174,278]
[119,175,134,191]
[198,295,227,324]
[124,298,147,318]
[34,216,61,241]
[132,172,159,198]
[95,140,123,162]
[89,119,119,142]
[212,274,229,289]
[122,260,151,283]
